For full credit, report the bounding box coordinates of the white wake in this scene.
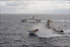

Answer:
[31,23,70,38]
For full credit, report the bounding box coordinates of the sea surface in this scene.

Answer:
[0,14,70,47]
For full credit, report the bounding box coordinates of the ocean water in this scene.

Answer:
[0,14,70,47]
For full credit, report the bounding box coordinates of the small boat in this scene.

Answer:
[21,19,27,22]
[28,29,38,36]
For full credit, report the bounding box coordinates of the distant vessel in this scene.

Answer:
[21,16,41,23]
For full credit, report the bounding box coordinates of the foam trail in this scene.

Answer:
[31,23,64,38]
[29,19,70,38]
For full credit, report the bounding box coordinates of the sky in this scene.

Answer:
[0,0,70,14]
